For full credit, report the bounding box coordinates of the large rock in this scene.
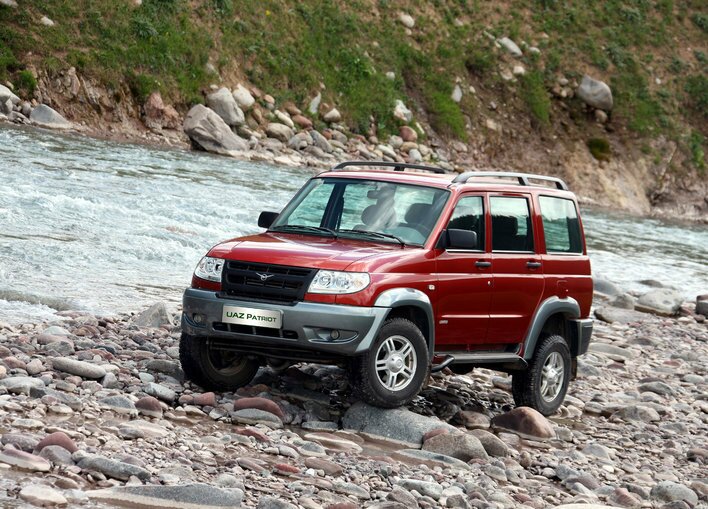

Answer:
[593,277,622,297]
[342,402,457,447]
[594,306,648,324]
[635,288,684,316]
[393,100,413,123]
[498,37,522,57]
[183,104,248,155]
[491,407,555,440]
[0,376,45,395]
[51,357,106,379]
[133,302,173,328]
[577,75,613,111]
[206,87,245,127]
[30,104,72,129]
[232,84,255,110]
[0,84,20,106]
[0,449,51,472]
[650,481,698,506]
[143,92,180,130]
[89,484,243,509]
[265,122,294,142]
[19,484,68,506]
[422,432,488,461]
[469,428,509,457]
[76,453,150,481]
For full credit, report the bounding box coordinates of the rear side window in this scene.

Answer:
[539,196,583,253]
[490,196,534,252]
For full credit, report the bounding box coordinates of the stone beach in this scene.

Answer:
[0,288,706,508]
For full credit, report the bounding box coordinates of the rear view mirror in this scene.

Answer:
[443,229,478,250]
[258,211,279,229]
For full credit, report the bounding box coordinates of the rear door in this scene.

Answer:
[434,194,492,350]
[487,194,546,346]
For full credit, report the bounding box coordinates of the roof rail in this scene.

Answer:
[452,171,569,190]
[331,160,447,175]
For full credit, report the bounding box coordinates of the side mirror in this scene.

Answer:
[258,211,279,229]
[441,229,478,250]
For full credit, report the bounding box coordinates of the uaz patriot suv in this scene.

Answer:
[180,161,593,415]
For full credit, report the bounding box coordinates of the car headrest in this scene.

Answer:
[492,215,518,236]
[405,203,432,224]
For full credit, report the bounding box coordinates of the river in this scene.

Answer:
[1,124,706,323]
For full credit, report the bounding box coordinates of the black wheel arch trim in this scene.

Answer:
[523,296,591,360]
[374,288,435,361]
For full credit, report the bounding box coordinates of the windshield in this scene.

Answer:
[270,178,450,246]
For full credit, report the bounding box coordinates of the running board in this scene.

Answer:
[431,352,527,372]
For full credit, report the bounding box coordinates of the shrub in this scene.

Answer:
[521,70,551,125]
[688,131,705,172]
[587,138,611,161]
[691,13,708,33]
[684,74,708,116]
[128,73,159,102]
[15,70,36,97]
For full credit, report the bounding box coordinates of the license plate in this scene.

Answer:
[222,305,282,329]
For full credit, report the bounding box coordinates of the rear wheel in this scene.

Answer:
[512,335,571,416]
[350,318,429,408]
[180,334,259,391]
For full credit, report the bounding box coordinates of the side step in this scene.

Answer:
[431,352,527,372]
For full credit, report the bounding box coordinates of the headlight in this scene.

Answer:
[194,256,224,282]
[308,270,370,294]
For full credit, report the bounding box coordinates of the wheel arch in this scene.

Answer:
[374,288,435,360]
[522,296,580,361]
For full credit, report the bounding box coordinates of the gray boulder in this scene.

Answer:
[342,402,457,447]
[232,84,255,110]
[594,306,649,324]
[133,302,173,328]
[310,130,333,153]
[498,37,522,57]
[593,277,622,297]
[0,376,45,395]
[76,453,150,481]
[0,84,20,106]
[577,75,613,111]
[635,288,684,316]
[51,358,106,379]
[650,481,698,506]
[89,484,243,509]
[422,431,488,461]
[183,104,248,155]
[206,87,245,127]
[29,104,72,129]
[265,122,294,143]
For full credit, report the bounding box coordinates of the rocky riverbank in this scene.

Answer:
[0,288,706,508]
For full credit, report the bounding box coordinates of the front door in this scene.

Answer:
[487,194,546,345]
[434,194,492,350]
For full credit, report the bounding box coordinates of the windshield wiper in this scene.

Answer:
[339,229,405,246]
[270,224,338,238]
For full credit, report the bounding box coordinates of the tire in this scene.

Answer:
[350,318,429,408]
[179,334,259,391]
[512,335,571,416]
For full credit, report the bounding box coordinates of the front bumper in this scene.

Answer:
[181,288,389,360]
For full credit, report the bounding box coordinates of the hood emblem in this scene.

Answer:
[255,272,275,281]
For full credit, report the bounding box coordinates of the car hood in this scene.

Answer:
[208,232,403,271]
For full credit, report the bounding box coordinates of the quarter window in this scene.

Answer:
[539,196,583,253]
[490,196,534,252]
[447,196,485,250]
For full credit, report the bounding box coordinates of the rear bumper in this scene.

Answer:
[181,288,389,360]
[568,317,593,356]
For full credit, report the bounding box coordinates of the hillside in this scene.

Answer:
[0,0,706,217]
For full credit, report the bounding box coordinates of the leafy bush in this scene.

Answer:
[15,70,37,97]
[587,137,612,161]
[691,13,708,33]
[128,73,159,102]
[688,131,705,171]
[684,74,708,115]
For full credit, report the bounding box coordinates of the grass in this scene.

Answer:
[0,0,705,170]
[587,138,612,161]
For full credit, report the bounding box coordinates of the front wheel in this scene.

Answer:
[350,318,429,408]
[512,335,571,416]
[179,334,259,391]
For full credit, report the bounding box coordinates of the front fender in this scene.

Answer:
[374,288,435,360]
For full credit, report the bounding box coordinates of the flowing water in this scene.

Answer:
[1,124,706,324]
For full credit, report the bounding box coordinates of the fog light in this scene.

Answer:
[193,313,204,324]
[330,330,340,340]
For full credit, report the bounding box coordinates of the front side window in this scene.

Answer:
[539,196,583,253]
[490,196,534,252]
[447,196,485,250]
[271,178,450,246]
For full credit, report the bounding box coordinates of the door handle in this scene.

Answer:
[475,261,492,268]
[526,261,542,269]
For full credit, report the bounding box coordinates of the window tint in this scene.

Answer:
[539,196,583,253]
[490,196,534,252]
[447,196,485,250]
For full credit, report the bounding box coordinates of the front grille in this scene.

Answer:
[220,260,316,304]
[213,322,299,339]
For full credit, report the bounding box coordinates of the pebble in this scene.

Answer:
[51,357,106,379]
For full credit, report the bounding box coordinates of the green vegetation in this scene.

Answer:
[0,0,705,170]
[587,137,612,161]
[688,131,705,172]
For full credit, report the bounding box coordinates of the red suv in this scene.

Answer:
[180,162,593,415]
